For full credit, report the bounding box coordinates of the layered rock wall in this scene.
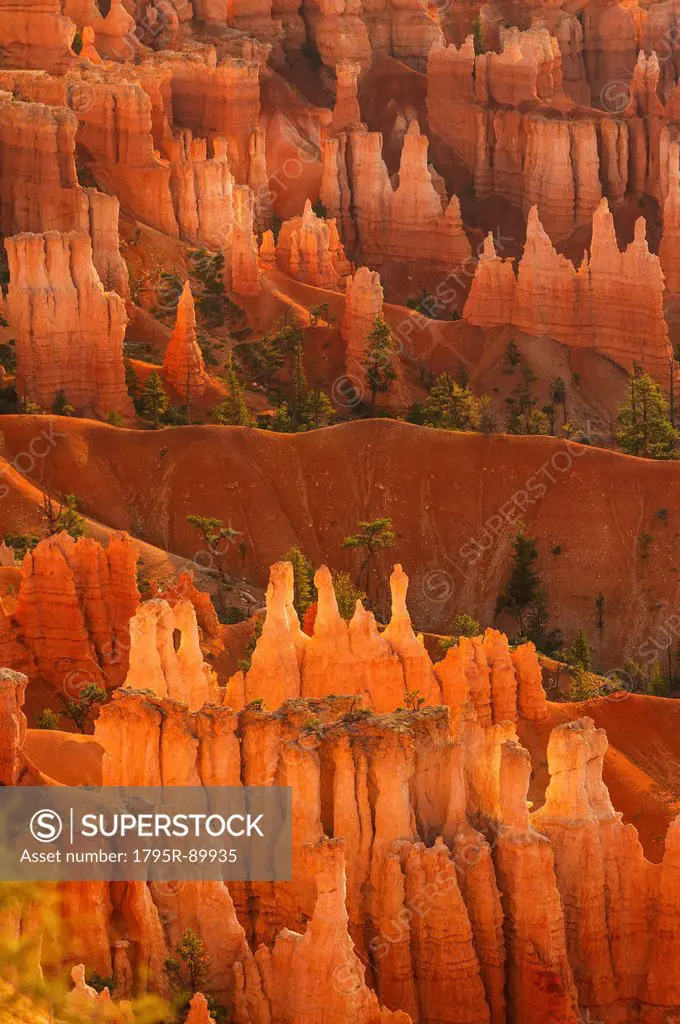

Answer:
[0,0,77,71]
[5,532,139,693]
[4,231,133,416]
[464,202,673,381]
[0,89,128,294]
[348,121,471,266]
[1,569,680,1023]
[276,199,351,288]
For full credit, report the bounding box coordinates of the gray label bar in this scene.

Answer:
[0,787,292,881]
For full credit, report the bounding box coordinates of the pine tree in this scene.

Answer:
[290,338,311,427]
[59,683,107,732]
[217,361,253,426]
[551,377,567,424]
[616,364,679,459]
[270,402,295,433]
[163,928,226,1021]
[304,389,334,428]
[440,613,481,653]
[53,389,74,416]
[285,546,314,618]
[40,492,86,539]
[568,668,599,701]
[332,570,366,620]
[342,517,395,607]
[186,515,238,614]
[422,372,491,431]
[141,370,169,428]
[567,628,591,670]
[363,316,397,410]
[124,359,139,401]
[496,529,562,654]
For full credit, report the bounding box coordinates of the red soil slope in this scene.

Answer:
[1,416,679,670]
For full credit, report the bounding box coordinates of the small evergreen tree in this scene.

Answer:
[290,337,310,425]
[186,515,238,604]
[124,359,140,402]
[617,364,679,459]
[551,377,567,424]
[506,366,548,435]
[309,302,330,327]
[405,689,426,711]
[363,316,398,410]
[620,657,668,696]
[39,492,86,539]
[342,517,395,606]
[141,370,169,428]
[332,570,366,620]
[270,402,295,433]
[567,628,591,670]
[422,373,491,431]
[53,389,75,417]
[4,532,39,560]
[247,332,286,391]
[440,613,481,652]
[60,683,107,732]
[164,929,226,1022]
[35,709,60,730]
[304,389,334,429]
[284,547,314,619]
[496,529,562,654]
[216,361,253,427]
[568,668,600,701]
[237,615,264,673]
[596,592,605,630]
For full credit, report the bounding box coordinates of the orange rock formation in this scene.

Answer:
[464,202,673,381]
[0,532,139,693]
[122,597,220,710]
[231,559,547,724]
[0,87,129,295]
[341,265,385,397]
[163,281,209,401]
[276,199,350,289]
[4,231,133,416]
[347,122,471,267]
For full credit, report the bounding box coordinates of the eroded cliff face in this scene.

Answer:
[4,230,134,416]
[463,201,673,382]
[0,86,129,295]
[0,0,77,71]
[275,199,351,288]
[346,121,471,267]
[0,532,139,693]
[221,559,547,727]
[425,23,678,242]
[1,626,678,1023]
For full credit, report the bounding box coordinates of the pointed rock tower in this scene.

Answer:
[163,281,208,401]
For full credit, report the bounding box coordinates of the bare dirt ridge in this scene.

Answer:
[2,414,680,668]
